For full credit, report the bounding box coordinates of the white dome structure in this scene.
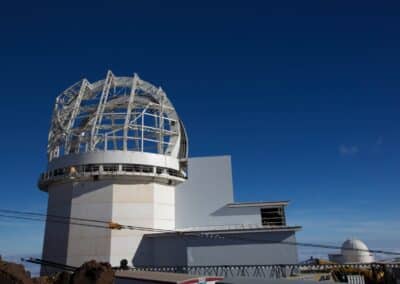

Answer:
[329,239,375,264]
[341,239,375,263]
[39,70,188,190]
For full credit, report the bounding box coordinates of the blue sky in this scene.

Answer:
[0,0,400,261]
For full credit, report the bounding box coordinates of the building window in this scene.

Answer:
[103,164,119,172]
[261,207,286,226]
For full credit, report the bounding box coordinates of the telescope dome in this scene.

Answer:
[341,239,374,263]
[48,70,188,161]
[39,71,188,190]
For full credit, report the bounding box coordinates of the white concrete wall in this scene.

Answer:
[135,230,299,267]
[176,156,262,229]
[42,179,176,271]
[175,156,234,229]
[109,183,175,266]
[153,184,175,230]
[41,183,74,274]
[67,180,114,266]
[185,231,299,265]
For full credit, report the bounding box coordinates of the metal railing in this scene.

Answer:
[131,263,400,280]
[38,163,187,190]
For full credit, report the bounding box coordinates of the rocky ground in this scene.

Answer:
[0,258,114,284]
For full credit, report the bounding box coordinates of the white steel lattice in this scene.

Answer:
[47,71,188,162]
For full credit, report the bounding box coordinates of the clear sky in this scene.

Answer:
[0,0,399,260]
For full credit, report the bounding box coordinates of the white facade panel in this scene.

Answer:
[113,203,154,219]
[153,184,175,204]
[42,180,177,271]
[67,181,114,266]
[154,204,175,220]
[176,156,263,229]
[175,156,234,229]
[109,183,176,266]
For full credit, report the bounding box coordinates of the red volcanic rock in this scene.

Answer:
[0,259,33,284]
[71,260,114,284]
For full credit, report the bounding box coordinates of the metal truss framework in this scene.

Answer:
[26,258,400,281]
[131,263,400,280]
[48,70,188,162]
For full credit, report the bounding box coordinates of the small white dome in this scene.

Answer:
[340,239,374,263]
[341,239,369,254]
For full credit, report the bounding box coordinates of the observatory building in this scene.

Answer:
[39,71,301,271]
[329,239,375,264]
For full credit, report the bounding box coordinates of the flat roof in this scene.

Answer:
[115,270,223,284]
[227,201,289,208]
[146,225,302,238]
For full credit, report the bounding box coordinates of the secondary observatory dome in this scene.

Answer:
[340,239,374,263]
[39,70,188,190]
